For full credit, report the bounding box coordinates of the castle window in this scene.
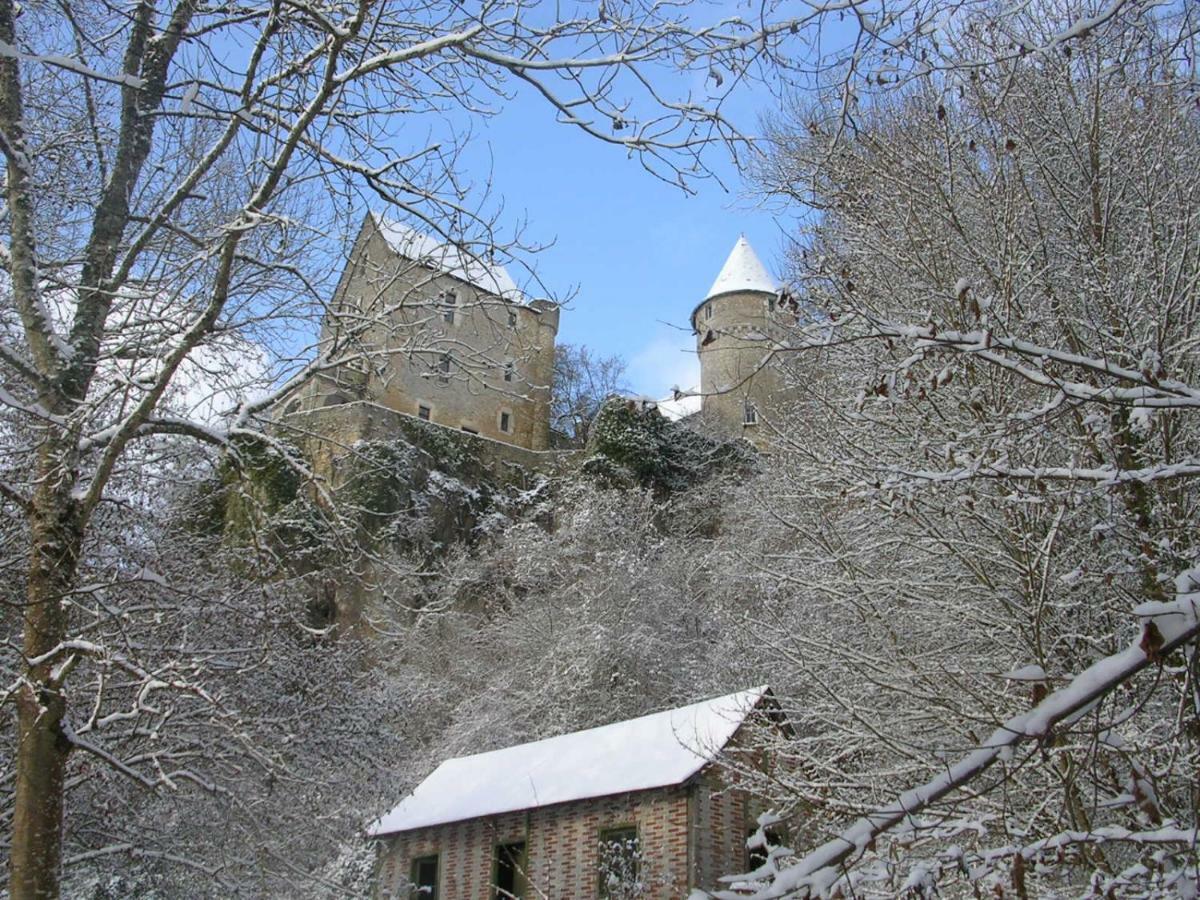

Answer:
[503,360,515,383]
[705,303,713,320]
[598,827,640,899]
[743,401,758,425]
[768,294,776,312]
[438,353,451,383]
[499,411,512,433]
[507,309,517,329]
[442,291,457,324]
[418,404,431,421]
[411,854,439,899]
[701,330,716,347]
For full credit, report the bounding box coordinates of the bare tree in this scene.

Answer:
[551,343,628,445]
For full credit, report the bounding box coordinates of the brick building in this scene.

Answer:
[369,687,787,899]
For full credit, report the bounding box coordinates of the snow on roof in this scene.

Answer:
[369,686,769,836]
[370,212,523,302]
[656,389,702,422]
[705,236,779,301]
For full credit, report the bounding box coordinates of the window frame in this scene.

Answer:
[499,409,513,434]
[437,352,451,384]
[492,840,527,900]
[441,290,457,325]
[597,824,641,900]
[743,400,758,426]
[410,853,440,899]
[417,402,432,421]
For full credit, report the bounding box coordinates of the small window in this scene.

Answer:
[746,825,787,873]
[705,303,713,320]
[417,404,431,421]
[743,401,758,426]
[411,854,439,899]
[701,330,716,347]
[438,353,451,383]
[768,294,776,312]
[442,291,457,324]
[507,309,518,329]
[493,841,526,899]
[462,426,479,435]
[503,361,515,383]
[598,827,640,899]
[499,411,512,433]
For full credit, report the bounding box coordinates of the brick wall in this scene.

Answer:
[373,785,699,899]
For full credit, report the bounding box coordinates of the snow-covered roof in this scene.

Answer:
[369,686,769,837]
[705,236,779,301]
[370,212,523,302]
[656,389,702,422]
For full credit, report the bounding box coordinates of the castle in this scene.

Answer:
[281,213,785,460]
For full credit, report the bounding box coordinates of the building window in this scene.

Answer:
[743,401,758,426]
[701,329,716,347]
[493,841,526,899]
[438,353,451,383]
[503,360,515,383]
[499,411,512,433]
[746,825,787,873]
[411,854,439,899]
[705,303,713,320]
[441,291,457,324]
[768,294,776,312]
[417,404,431,421]
[598,827,640,899]
[507,309,518,329]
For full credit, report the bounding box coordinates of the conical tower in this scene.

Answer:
[690,236,782,446]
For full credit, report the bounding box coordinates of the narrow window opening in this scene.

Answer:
[438,353,451,383]
[500,411,512,433]
[417,404,431,421]
[442,290,457,324]
[743,401,758,426]
[411,854,439,899]
[507,309,518,328]
[493,841,526,899]
[598,827,640,899]
[701,330,716,347]
[503,361,515,383]
[705,303,713,320]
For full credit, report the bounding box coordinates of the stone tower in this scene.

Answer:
[690,236,783,447]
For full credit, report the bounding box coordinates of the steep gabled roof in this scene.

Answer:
[369,212,522,301]
[705,236,779,301]
[368,686,770,837]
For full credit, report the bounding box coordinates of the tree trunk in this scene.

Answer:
[9,442,83,900]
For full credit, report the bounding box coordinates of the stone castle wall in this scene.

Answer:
[288,216,559,451]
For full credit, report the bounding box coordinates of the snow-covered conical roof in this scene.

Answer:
[705,235,779,300]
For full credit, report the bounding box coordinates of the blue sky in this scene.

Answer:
[460,81,791,398]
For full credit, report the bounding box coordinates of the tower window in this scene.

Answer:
[499,411,512,433]
[438,353,451,383]
[417,404,431,421]
[442,291,457,324]
[503,360,515,383]
[507,309,518,328]
[743,401,758,425]
[701,330,716,347]
[705,303,713,320]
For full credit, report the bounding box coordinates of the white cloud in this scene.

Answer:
[626,327,700,398]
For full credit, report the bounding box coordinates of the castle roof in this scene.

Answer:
[370,212,523,302]
[705,235,779,301]
[368,686,770,836]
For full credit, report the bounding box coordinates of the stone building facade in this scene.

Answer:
[281,213,559,454]
[690,237,789,449]
[369,688,787,899]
